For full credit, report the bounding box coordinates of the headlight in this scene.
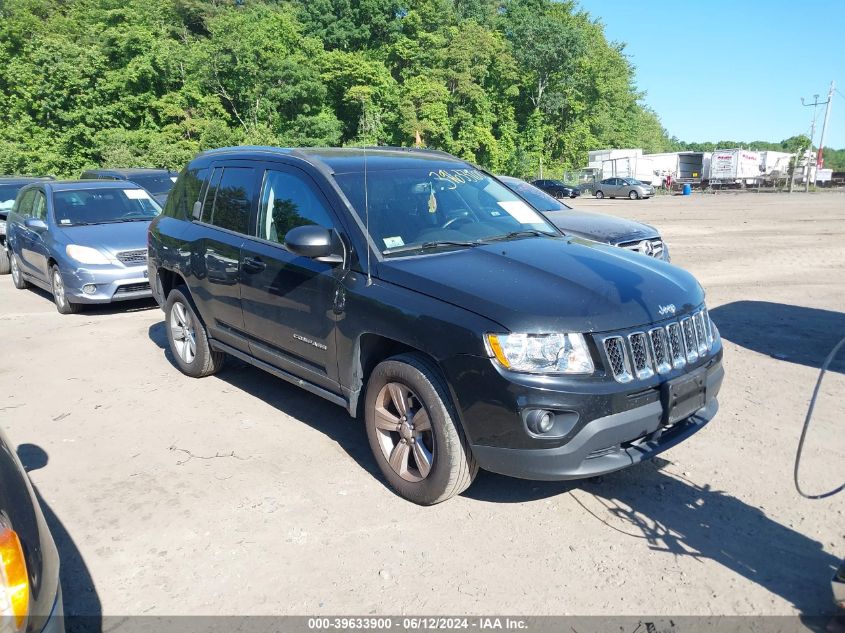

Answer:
[0,523,29,633]
[485,332,594,374]
[66,244,111,265]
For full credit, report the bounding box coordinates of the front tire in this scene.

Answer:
[51,265,81,314]
[364,353,478,505]
[595,190,604,199]
[629,190,639,200]
[165,287,224,377]
[10,252,29,289]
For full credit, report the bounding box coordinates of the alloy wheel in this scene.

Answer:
[373,382,435,482]
[169,300,197,364]
[10,254,20,285]
[52,269,66,309]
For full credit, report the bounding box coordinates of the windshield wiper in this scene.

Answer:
[384,240,481,255]
[479,229,560,243]
[102,218,153,223]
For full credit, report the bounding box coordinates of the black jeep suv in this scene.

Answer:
[148,146,724,505]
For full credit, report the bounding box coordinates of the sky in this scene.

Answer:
[577,0,845,149]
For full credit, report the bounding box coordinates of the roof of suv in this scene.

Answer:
[81,168,175,178]
[197,146,469,174]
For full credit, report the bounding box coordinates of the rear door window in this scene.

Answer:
[208,167,257,235]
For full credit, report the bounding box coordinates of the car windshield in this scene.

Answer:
[334,167,560,256]
[53,188,162,226]
[129,175,176,196]
[0,184,25,212]
[499,177,570,212]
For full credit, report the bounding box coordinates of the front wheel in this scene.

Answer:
[365,353,478,505]
[0,247,9,275]
[595,190,604,199]
[10,252,28,289]
[629,190,640,200]
[51,265,81,314]
[165,287,225,377]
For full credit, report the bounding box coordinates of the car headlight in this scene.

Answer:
[66,244,111,265]
[0,522,29,633]
[485,332,594,374]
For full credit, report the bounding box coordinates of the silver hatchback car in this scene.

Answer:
[4,180,161,313]
[594,177,654,200]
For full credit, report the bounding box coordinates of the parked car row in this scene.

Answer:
[3,147,723,512]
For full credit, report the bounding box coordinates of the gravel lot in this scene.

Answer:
[1,191,843,619]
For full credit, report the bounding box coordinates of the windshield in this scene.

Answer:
[129,175,176,196]
[53,188,162,226]
[499,177,570,212]
[0,184,25,212]
[334,167,559,256]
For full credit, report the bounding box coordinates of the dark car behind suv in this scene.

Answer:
[148,146,724,505]
[531,178,580,199]
[80,168,177,206]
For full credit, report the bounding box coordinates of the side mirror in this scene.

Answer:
[284,225,343,264]
[24,218,48,231]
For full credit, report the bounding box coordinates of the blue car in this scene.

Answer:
[5,180,161,314]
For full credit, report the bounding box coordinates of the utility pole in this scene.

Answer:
[816,80,835,171]
[801,93,826,192]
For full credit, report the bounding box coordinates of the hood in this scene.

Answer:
[544,209,659,245]
[378,237,703,333]
[56,220,150,257]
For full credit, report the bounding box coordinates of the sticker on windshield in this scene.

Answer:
[497,200,542,224]
[123,189,151,200]
[59,219,71,225]
[383,236,404,249]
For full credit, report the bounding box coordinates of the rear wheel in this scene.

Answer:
[10,252,28,289]
[365,353,478,505]
[595,190,604,199]
[165,287,224,378]
[629,190,639,200]
[0,246,9,275]
[51,265,81,314]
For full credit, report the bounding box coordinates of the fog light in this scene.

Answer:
[526,409,555,435]
[82,284,97,295]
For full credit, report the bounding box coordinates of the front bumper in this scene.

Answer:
[443,343,724,481]
[61,264,152,304]
[38,585,65,633]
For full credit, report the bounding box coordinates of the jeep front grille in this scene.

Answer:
[602,308,714,383]
[603,336,633,383]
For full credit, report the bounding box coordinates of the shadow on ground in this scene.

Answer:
[710,301,845,373]
[468,459,840,616]
[17,443,102,633]
[148,322,382,484]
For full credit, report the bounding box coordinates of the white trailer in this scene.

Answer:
[587,148,642,171]
[599,155,657,185]
[709,149,761,185]
[643,151,709,186]
[759,151,793,176]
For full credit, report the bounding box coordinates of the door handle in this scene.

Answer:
[242,256,266,274]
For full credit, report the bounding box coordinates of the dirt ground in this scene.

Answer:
[1,191,844,619]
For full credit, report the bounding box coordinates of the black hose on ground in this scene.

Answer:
[794,335,845,500]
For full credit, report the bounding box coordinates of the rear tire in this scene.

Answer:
[10,252,28,289]
[595,191,604,199]
[629,190,639,200]
[51,265,81,314]
[364,353,478,505]
[0,247,9,275]
[165,287,225,378]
